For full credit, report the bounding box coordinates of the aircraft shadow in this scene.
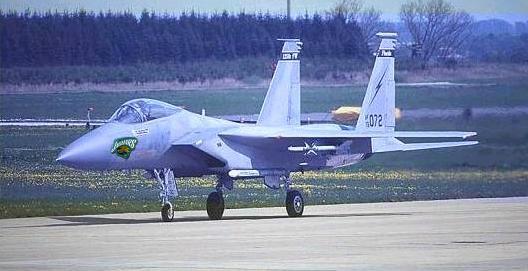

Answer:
[38,212,411,227]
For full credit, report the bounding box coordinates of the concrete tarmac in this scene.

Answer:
[1,197,527,270]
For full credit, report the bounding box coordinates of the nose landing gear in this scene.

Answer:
[154,168,178,222]
[161,202,174,222]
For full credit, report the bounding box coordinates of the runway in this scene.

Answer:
[1,197,527,270]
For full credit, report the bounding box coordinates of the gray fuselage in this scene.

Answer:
[57,108,370,177]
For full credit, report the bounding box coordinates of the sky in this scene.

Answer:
[1,0,527,23]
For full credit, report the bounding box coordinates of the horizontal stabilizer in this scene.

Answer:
[372,138,478,153]
[391,131,477,139]
[399,141,479,151]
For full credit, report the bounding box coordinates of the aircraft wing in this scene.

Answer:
[219,126,477,140]
[217,112,334,124]
[219,126,477,153]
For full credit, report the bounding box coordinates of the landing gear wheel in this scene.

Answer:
[207,191,225,220]
[286,190,304,217]
[161,202,174,222]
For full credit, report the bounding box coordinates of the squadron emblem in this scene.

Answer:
[111,137,138,159]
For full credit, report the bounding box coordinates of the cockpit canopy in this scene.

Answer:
[109,98,182,124]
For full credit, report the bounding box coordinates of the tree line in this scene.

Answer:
[0,10,368,68]
[1,0,526,86]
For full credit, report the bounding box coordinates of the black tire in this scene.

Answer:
[161,202,174,222]
[286,190,304,217]
[207,191,225,220]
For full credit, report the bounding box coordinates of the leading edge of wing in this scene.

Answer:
[219,127,477,140]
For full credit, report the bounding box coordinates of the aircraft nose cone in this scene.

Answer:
[56,130,111,169]
[56,147,80,165]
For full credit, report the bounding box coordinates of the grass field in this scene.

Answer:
[1,79,528,218]
[2,79,528,120]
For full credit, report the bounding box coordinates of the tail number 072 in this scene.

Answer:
[365,114,383,127]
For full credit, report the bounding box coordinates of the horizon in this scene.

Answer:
[1,0,527,23]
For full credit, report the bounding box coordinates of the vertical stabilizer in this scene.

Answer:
[257,39,302,126]
[356,33,397,132]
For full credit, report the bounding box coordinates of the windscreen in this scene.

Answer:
[110,99,181,123]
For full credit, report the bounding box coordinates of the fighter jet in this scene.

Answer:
[57,33,478,222]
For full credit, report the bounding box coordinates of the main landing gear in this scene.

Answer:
[204,175,304,220]
[283,176,304,217]
[206,191,224,220]
[206,176,230,220]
